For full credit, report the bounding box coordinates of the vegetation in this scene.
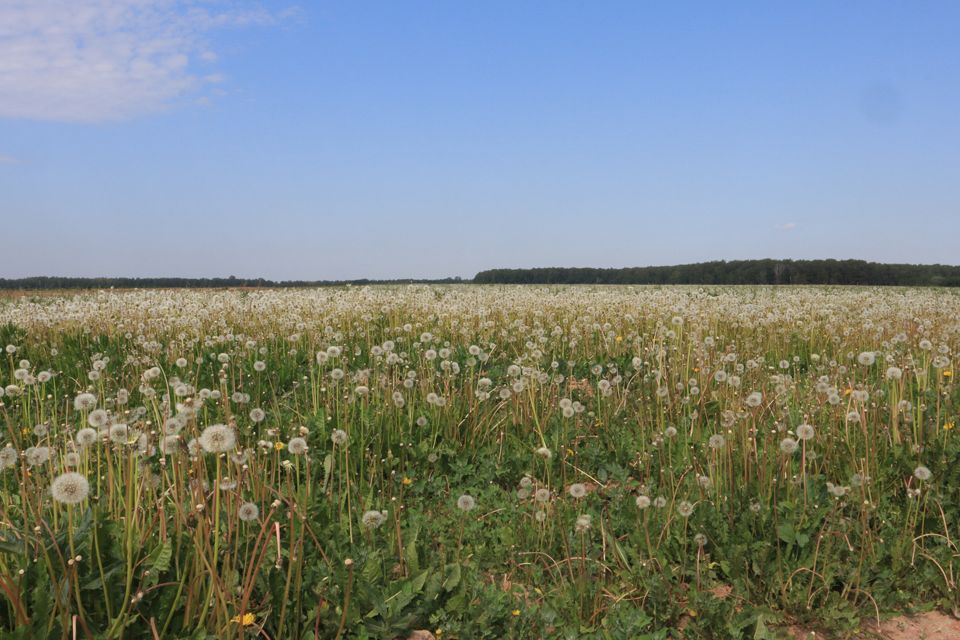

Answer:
[0,285,958,639]
[474,259,960,286]
[0,276,463,290]
[6,259,960,291]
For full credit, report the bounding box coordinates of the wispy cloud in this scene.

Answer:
[0,155,20,165]
[0,1,295,122]
[776,222,798,231]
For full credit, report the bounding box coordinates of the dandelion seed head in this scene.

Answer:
[51,472,90,505]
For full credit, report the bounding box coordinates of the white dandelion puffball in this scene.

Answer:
[74,393,97,411]
[51,472,90,505]
[796,424,815,441]
[238,502,260,522]
[287,437,308,455]
[779,437,799,455]
[199,424,237,453]
[913,466,932,482]
[457,494,476,512]
[362,510,387,529]
[575,514,592,533]
[331,429,348,446]
[568,483,587,499]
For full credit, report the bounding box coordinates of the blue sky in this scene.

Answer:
[1,1,958,279]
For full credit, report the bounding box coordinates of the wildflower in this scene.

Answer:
[857,351,876,366]
[73,393,97,411]
[535,446,552,459]
[745,391,763,408]
[331,429,348,446]
[826,482,849,497]
[574,514,592,533]
[287,437,308,455]
[693,533,707,547]
[568,483,587,499]
[199,424,236,453]
[359,509,386,530]
[457,494,476,512]
[707,434,725,450]
[402,476,413,486]
[944,422,955,431]
[109,423,131,444]
[76,428,98,447]
[636,495,651,509]
[249,408,266,423]
[0,446,18,470]
[654,496,667,508]
[796,424,815,441]
[238,502,260,522]
[677,500,695,517]
[231,612,256,626]
[779,437,799,455]
[25,446,51,467]
[913,466,932,482]
[51,472,90,505]
[885,366,903,380]
[534,488,551,503]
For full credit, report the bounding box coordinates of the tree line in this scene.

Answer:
[0,276,463,290]
[4,260,960,289]
[472,260,960,286]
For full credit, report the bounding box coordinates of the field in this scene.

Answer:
[0,285,958,639]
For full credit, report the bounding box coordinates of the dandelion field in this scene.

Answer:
[1,286,959,639]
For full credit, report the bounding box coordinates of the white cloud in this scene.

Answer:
[0,155,19,164]
[776,222,798,231]
[0,1,293,122]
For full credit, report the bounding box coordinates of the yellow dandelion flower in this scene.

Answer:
[231,612,256,626]
[944,421,955,431]
[274,442,284,451]
[944,370,953,378]
[402,476,412,486]
[511,609,521,616]
[615,335,623,342]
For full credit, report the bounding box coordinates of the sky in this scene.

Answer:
[1,1,959,280]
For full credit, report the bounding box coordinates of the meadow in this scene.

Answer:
[0,285,958,639]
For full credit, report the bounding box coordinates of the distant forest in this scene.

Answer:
[3,260,960,289]
[0,276,464,290]
[473,260,960,286]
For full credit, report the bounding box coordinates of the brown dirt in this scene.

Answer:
[788,611,960,639]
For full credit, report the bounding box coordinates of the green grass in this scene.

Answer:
[0,285,958,639]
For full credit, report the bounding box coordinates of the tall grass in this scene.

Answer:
[0,285,957,639]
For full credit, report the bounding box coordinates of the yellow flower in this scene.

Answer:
[687,609,698,618]
[402,476,412,486]
[944,370,953,378]
[615,335,623,342]
[274,441,284,451]
[944,422,955,431]
[231,612,256,626]
[511,609,521,616]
